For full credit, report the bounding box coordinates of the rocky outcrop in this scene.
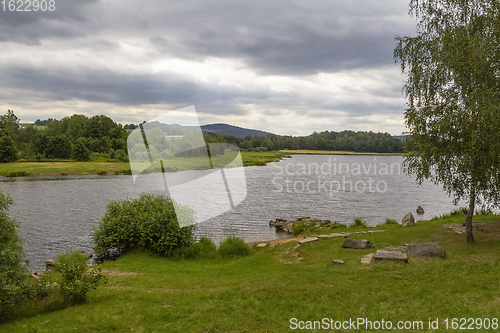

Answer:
[405,242,445,257]
[269,218,294,233]
[374,250,408,263]
[342,239,374,249]
[416,206,425,214]
[401,213,415,226]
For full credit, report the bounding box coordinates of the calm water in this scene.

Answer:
[0,155,461,272]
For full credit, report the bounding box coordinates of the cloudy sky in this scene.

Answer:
[0,0,417,135]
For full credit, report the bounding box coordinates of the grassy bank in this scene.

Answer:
[2,213,500,332]
[0,151,291,177]
[282,149,402,156]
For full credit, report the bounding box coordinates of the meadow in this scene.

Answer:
[2,212,499,332]
[0,151,291,177]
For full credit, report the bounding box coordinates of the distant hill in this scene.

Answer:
[393,135,408,141]
[168,123,272,138]
[201,123,271,138]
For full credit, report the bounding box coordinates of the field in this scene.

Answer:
[282,149,402,156]
[2,213,500,332]
[0,151,291,177]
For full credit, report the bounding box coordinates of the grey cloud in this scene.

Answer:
[0,0,100,44]
[0,64,268,111]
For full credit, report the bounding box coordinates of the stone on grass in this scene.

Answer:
[298,237,318,244]
[332,259,344,264]
[374,250,408,263]
[256,243,267,247]
[401,213,415,226]
[342,239,374,249]
[361,253,375,264]
[405,242,445,257]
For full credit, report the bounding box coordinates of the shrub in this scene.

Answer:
[54,250,106,306]
[353,217,367,227]
[291,221,307,236]
[173,237,218,260]
[385,218,398,225]
[0,190,30,313]
[218,236,252,259]
[92,194,195,256]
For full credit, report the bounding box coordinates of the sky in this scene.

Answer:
[0,0,418,136]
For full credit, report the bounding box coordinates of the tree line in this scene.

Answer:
[0,110,129,162]
[0,109,403,163]
[204,130,404,154]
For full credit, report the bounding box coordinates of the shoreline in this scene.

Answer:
[281,149,403,156]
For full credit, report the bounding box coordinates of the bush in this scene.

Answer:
[92,194,195,256]
[173,237,218,260]
[353,217,367,227]
[385,218,398,225]
[291,221,307,236]
[218,236,252,259]
[0,190,30,312]
[54,250,106,305]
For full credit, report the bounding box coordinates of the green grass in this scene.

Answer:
[0,151,290,177]
[0,161,132,176]
[3,213,500,332]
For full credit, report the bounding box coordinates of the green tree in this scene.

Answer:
[0,135,17,163]
[0,190,29,311]
[72,137,91,161]
[394,0,500,242]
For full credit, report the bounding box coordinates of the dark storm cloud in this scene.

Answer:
[0,65,268,110]
[0,0,100,44]
[147,0,415,75]
[1,0,415,75]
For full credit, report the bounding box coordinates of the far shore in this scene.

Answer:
[282,149,403,156]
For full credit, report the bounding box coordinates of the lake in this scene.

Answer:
[0,155,462,272]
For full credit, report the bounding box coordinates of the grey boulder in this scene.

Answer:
[405,242,445,257]
[401,213,415,226]
[342,239,374,249]
[374,250,408,263]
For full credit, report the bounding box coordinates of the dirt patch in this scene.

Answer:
[443,221,500,240]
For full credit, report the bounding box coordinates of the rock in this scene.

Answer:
[361,253,375,264]
[374,250,408,263]
[297,216,310,221]
[256,243,267,247]
[44,259,56,274]
[383,245,406,252]
[318,234,334,238]
[416,206,425,214]
[401,213,415,226]
[405,242,445,257]
[342,239,374,249]
[298,237,319,244]
[269,219,294,233]
[332,259,344,264]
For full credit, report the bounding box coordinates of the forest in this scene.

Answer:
[0,110,403,163]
